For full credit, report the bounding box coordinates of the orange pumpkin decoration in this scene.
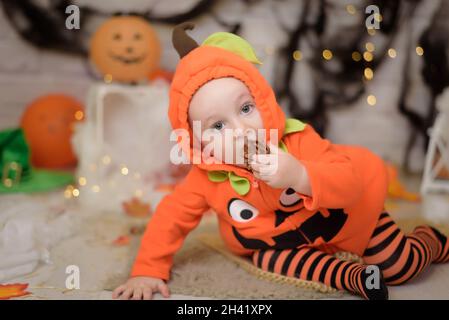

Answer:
[21,94,84,169]
[90,16,161,83]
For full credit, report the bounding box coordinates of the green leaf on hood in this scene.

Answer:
[202,32,262,65]
[284,118,306,135]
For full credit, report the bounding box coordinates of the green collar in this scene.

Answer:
[207,118,306,195]
[208,170,251,195]
[284,118,306,135]
[279,118,306,152]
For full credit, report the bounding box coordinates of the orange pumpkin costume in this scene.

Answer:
[130,24,389,281]
[131,25,449,300]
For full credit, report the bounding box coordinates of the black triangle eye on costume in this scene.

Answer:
[279,187,302,207]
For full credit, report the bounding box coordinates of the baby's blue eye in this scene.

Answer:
[212,121,224,130]
[241,103,254,114]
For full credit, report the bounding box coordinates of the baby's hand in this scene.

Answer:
[250,143,311,195]
[112,276,170,300]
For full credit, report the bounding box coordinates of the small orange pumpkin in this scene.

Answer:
[20,94,84,169]
[90,16,161,83]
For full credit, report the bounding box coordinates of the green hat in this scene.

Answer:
[0,128,74,193]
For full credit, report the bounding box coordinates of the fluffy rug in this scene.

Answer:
[104,214,449,300]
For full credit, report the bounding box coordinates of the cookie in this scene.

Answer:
[243,137,270,172]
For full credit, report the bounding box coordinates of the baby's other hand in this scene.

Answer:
[112,276,170,300]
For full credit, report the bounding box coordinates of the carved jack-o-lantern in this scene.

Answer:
[90,16,161,83]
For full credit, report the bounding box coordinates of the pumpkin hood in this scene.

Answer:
[168,23,286,174]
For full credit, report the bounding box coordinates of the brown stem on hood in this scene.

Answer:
[172,22,199,58]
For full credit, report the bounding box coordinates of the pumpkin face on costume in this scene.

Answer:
[228,188,349,250]
[20,94,84,169]
[90,16,161,83]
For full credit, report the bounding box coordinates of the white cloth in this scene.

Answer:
[0,194,76,281]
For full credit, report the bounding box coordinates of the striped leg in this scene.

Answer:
[252,247,388,300]
[413,225,449,263]
[362,212,449,286]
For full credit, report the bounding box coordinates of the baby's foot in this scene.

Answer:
[414,225,449,263]
[357,267,389,300]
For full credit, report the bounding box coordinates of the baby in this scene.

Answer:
[113,23,449,300]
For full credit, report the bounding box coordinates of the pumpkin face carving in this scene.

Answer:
[90,16,161,83]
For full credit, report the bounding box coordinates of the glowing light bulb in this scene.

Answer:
[416,46,424,56]
[365,42,375,52]
[352,51,361,62]
[346,5,356,15]
[374,13,383,22]
[78,177,87,186]
[367,95,377,106]
[388,48,397,58]
[363,51,373,62]
[364,68,374,80]
[293,50,302,61]
[322,49,333,60]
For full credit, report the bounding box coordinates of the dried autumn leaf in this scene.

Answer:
[130,225,146,235]
[386,163,421,202]
[0,283,31,300]
[122,197,152,218]
[112,235,130,246]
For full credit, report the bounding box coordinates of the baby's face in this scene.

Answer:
[188,77,264,166]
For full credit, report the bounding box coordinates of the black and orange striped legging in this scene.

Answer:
[252,212,449,299]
